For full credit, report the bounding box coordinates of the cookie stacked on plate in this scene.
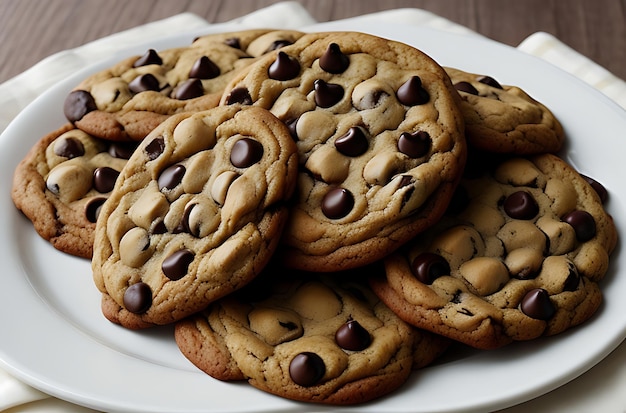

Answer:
[11,29,617,405]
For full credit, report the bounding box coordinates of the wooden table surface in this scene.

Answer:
[0,0,625,84]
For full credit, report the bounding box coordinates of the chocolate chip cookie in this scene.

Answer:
[446,67,565,154]
[65,29,304,142]
[221,31,466,271]
[11,124,137,258]
[370,153,617,349]
[175,270,449,405]
[91,105,298,329]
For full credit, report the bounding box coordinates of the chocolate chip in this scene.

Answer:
[520,288,555,320]
[285,117,299,140]
[268,51,301,81]
[397,131,431,158]
[145,137,165,161]
[563,264,580,292]
[93,167,119,193]
[161,249,194,281]
[123,282,152,314]
[335,320,371,351]
[562,210,596,242]
[189,56,220,79]
[454,81,479,95]
[181,203,198,236]
[396,76,429,106]
[265,39,293,53]
[54,137,85,159]
[334,127,368,157]
[314,79,344,108]
[581,174,609,204]
[230,138,264,168]
[174,78,204,100]
[289,352,325,387]
[108,141,139,159]
[158,164,186,191]
[321,187,354,219]
[319,43,350,74]
[133,49,162,67]
[64,90,97,122]
[128,73,160,94]
[224,37,241,49]
[478,75,503,89]
[84,197,106,223]
[225,87,252,105]
[503,191,539,220]
[411,252,450,284]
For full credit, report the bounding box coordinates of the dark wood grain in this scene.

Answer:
[0,0,624,83]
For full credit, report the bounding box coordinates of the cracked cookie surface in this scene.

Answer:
[221,31,466,271]
[175,270,449,405]
[91,105,298,329]
[370,153,617,349]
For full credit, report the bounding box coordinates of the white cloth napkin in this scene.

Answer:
[1,2,624,412]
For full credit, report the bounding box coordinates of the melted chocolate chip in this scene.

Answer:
[108,141,139,160]
[396,76,429,106]
[314,79,344,108]
[225,87,252,105]
[224,37,241,49]
[454,81,479,95]
[285,117,299,140]
[133,49,162,67]
[563,264,580,292]
[84,197,106,223]
[335,320,371,351]
[230,138,264,168]
[162,249,194,281]
[411,252,450,284]
[562,210,596,242]
[397,131,431,158]
[189,56,220,79]
[321,187,354,219]
[503,191,539,220]
[581,174,609,204]
[128,73,160,94]
[158,164,186,191]
[93,167,119,193]
[181,203,198,236]
[174,78,204,100]
[54,137,85,159]
[478,75,503,89]
[268,51,301,81]
[145,137,165,161]
[265,39,293,53]
[319,43,350,74]
[289,352,325,387]
[64,90,97,122]
[334,127,368,157]
[123,282,152,314]
[520,288,555,320]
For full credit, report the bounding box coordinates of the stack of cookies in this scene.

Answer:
[11,29,618,405]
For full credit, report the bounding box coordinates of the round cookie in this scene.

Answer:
[91,105,298,329]
[369,153,617,349]
[445,67,565,154]
[65,29,304,142]
[11,124,137,258]
[221,31,466,272]
[175,271,449,405]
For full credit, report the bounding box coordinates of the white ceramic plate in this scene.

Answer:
[0,21,624,413]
